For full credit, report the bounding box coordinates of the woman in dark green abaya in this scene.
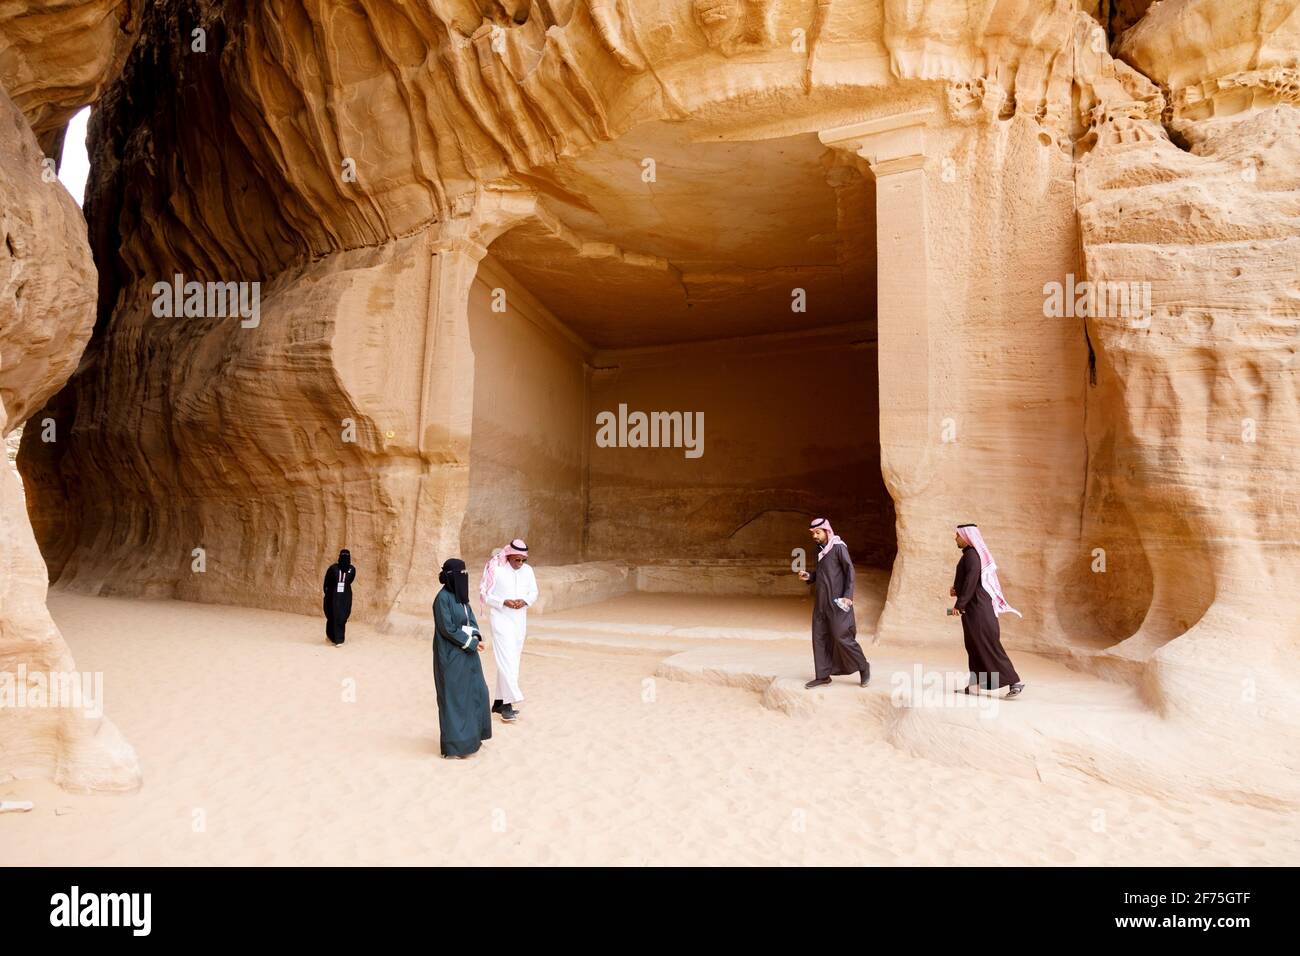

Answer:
[432,558,493,758]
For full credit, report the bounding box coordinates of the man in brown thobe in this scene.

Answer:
[951,523,1025,698]
[799,517,870,689]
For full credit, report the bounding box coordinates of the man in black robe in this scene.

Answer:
[798,517,870,689]
[323,549,356,647]
[951,523,1025,697]
[432,558,493,759]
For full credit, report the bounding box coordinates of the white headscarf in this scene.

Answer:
[956,524,1022,617]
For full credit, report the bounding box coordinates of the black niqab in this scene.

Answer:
[439,558,470,604]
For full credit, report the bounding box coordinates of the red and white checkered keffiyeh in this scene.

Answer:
[810,517,845,561]
[957,524,1021,618]
[480,538,528,602]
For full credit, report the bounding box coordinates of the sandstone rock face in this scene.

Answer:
[1,6,140,789]
[0,1,141,155]
[0,91,96,431]
[1075,0,1300,754]
[8,0,1300,798]
[23,0,1095,637]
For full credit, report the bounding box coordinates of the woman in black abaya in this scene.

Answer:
[323,549,356,647]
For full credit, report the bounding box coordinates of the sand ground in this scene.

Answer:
[2,592,1296,866]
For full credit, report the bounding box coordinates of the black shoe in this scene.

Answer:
[859,667,871,687]
[804,677,832,689]
[491,700,503,714]
[500,704,519,722]
[1006,683,1025,699]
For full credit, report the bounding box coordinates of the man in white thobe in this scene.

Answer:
[479,538,538,722]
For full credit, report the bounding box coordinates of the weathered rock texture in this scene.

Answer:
[0,1,141,156]
[1076,0,1300,756]
[24,0,1089,632]
[10,1,1300,798]
[1,0,140,790]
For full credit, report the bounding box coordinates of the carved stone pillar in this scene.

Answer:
[820,110,934,642]
[385,190,537,632]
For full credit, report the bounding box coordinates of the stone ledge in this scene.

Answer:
[655,645,1300,809]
